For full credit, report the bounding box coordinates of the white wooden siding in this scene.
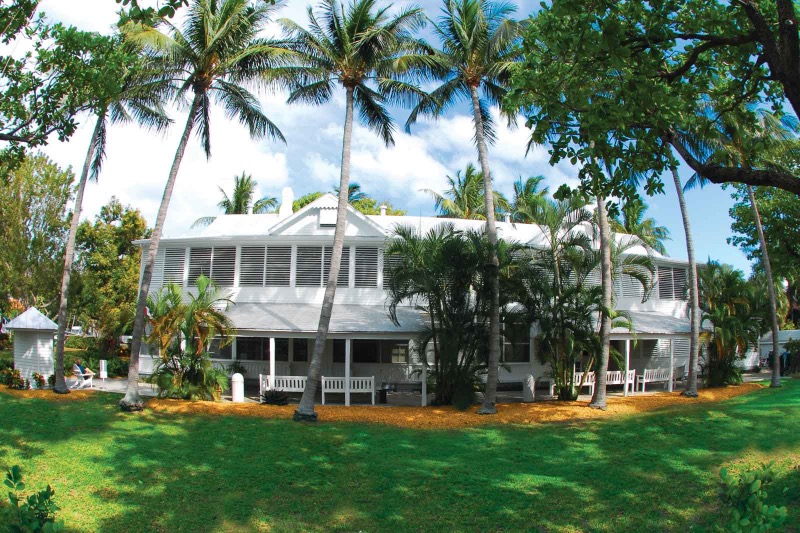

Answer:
[14,331,54,382]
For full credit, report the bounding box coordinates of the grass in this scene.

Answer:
[1,381,798,532]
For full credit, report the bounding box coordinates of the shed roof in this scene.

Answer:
[5,307,58,331]
[224,303,425,335]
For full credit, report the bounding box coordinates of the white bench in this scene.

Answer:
[606,369,636,394]
[637,368,673,392]
[259,374,307,397]
[322,376,375,405]
[574,371,596,396]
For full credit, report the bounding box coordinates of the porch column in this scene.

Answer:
[269,337,276,388]
[624,339,631,397]
[668,339,675,392]
[345,338,351,406]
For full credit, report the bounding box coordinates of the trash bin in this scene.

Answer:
[523,374,535,403]
[231,373,244,403]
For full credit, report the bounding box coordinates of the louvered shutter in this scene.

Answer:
[163,248,185,285]
[211,247,235,286]
[324,246,350,286]
[296,246,323,287]
[671,268,687,300]
[382,250,403,288]
[658,267,674,299]
[355,247,379,287]
[265,246,291,286]
[240,246,265,286]
[188,248,212,286]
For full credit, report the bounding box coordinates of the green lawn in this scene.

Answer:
[1,382,798,532]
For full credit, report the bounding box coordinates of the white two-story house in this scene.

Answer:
[135,190,694,400]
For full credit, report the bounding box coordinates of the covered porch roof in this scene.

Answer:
[224,303,426,335]
[609,311,701,339]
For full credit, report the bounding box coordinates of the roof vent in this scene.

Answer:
[279,187,294,220]
[504,213,511,223]
[379,205,387,216]
[319,208,337,227]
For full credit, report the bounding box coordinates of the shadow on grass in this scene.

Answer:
[1,383,798,532]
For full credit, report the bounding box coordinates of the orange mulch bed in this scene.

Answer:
[0,388,96,401]
[145,383,763,430]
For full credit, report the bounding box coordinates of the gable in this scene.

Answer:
[268,193,387,238]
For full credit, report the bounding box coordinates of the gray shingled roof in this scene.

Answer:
[610,311,701,336]
[224,303,426,334]
[5,307,58,331]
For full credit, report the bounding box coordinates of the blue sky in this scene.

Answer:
[36,0,751,273]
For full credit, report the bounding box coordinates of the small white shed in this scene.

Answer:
[5,307,58,385]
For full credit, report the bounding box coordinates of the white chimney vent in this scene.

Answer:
[379,204,387,216]
[504,213,511,223]
[279,187,294,219]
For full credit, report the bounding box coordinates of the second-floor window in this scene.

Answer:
[658,266,688,300]
[188,246,235,286]
[239,246,291,287]
[355,247,379,288]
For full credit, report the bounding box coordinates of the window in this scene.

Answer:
[333,339,345,363]
[502,341,530,363]
[381,340,409,364]
[355,247,378,287]
[353,340,380,363]
[275,338,289,361]
[265,246,291,286]
[296,246,323,287]
[658,266,688,300]
[293,339,308,362]
[208,338,232,360]
[324,246,350,286]
[188,247,212,285]
[237,338,267,360]
[239,246,265,286]
[211,247,236,286]
[163,248,185,285]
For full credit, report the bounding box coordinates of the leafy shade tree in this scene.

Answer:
[508,0,800,199]
[120,0,287,411]
[407,0,525,414]
[147,275,234,400]
[610,199,670,256]
[0,6,131,166]
[71,198,149,357]
[729,185,800,326]
[275,0,427,421]
[0,153,74,315]
[422,163,510,219]
[192,172,278,228]
[384,224,524,406]
[52,37,172,394]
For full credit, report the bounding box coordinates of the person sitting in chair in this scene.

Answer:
[71,359,95,388]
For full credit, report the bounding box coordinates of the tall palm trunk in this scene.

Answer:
[671,166,700,397]
[53,116,104,394]
[746,185,781,387]
[589,195,612,409]
[121,94,202,411]
[469,85,501,415]
[294,86,355,421]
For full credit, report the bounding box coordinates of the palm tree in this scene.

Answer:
[510,175,547,221]
[407,0,525,414]
[333,182,368,203]
[192,172,277,227]
[422,163,510,219]
[52,39,172,394]
[682,107,797,388]
[274,0,427,421]
[120,0,287,411]
[668,163,701,397]
[611,199,670,256]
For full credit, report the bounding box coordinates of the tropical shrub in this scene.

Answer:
[146,275,234,401]
[261,389,289,406]
[0,352,12,372]
[64,335,88,350]
[1,368,27,389]
[227,360,247,376]
[31,372,45,389]
[385,225,524,405]
[718,463,787,532]
[4,465,63,532]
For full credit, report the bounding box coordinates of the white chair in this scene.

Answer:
[71,367,93,389]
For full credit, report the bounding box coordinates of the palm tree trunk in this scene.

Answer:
[671,166,700,397]
[294,86,355,421]
[469,85,501,415]
[746,185,781,387]
[589,195,612,409]
[120,93,201,411]
[52,115,104,394]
